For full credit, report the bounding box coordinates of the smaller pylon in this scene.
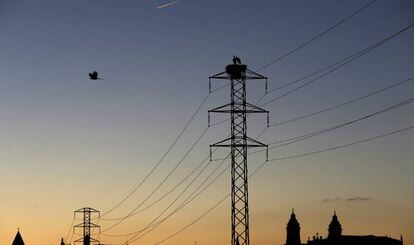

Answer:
[73,207,100,245]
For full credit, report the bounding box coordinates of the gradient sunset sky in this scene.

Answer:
[0,1,413,245]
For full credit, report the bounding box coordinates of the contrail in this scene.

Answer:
[156,0,181,10]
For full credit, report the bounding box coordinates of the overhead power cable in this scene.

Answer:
[64,216,75,243]
[267,126,412,162]
[251,96,414,155]
[102,93,210,217]
[100,153,212,221]
[121,154,232,244]
[142,82,414,242]
[255,0,378,72]
[210,0,377,94]
[93,1,404,241]
[213,24,414,128]
[267,77,414,128]
[255,41,412,105]
[155,194,229,245]
[154,125,413,244]
[254,77,414,139]
[108,20,414,241]
[259,22,414,107]
[103,126,210,231]
[114,12,412,245]
[102,152,230,237]
[119,85,414,242]
[100,133,230,221]
[115,91,414,242]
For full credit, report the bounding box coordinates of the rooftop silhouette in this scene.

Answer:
[285,211,403,245]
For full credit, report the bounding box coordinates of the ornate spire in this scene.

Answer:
[328,211,342,239]
[286,209,301,245]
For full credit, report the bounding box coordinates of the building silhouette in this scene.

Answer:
[12,230,25,245]
[284,211,403,245]
[286,209,301,245]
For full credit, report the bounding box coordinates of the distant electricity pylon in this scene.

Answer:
[73,207,101,245]
[209,57,269,245]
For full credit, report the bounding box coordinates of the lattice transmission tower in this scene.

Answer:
[209,57,268,245]
[73,207,101,245]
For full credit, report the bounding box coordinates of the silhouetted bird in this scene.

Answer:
[235,56,241,64]
[89,71,102,80]
[233,56,241,65]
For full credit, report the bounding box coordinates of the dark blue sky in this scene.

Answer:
[0,1,413,245]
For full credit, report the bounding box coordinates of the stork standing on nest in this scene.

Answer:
[233,55,241,65]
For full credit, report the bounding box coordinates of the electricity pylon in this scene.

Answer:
[73,207,101,245]
[209,58,268,245]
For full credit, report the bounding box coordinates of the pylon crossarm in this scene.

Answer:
[245,69,267,80]
[209,103,232,113]
[209,103,268,114]
[75,207,99,213]
[245,103,268,113]
[245,136,267,147]
[209,71,230,80]
[210,137,232,147]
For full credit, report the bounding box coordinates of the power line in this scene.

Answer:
[222,76,413,140]
[105,30,414,238]
[255,40,412,105]
[117,86,414,242]
[250,96,414,155]
[65,216,75,244]
[103,126,210,231]
[213,25,414,128]
[267,77,414,128]
[154,125,413,244]
[255,0,378,72]
[102,153,230,237]
[101,93,210,217]
[268,126,412,162]
[211,1,377,96]
[155,194,229,245]
[123,155,232,244]
[93,1,381,221]
[104,15,412,245]
[107,42,412,245]
[100,156,212,222]
[259,22,414,107]
[102,153,230,240]
[140,83,414,243]
[100,135,230,223]
[96,7,410,241]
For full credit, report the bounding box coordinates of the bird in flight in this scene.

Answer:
[89,71,103,80]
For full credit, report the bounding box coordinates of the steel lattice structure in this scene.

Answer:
[209,60,268,245]
[74,207,101,245]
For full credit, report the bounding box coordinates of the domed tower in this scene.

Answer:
[328,211,342,239]
[286,209,301,245]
